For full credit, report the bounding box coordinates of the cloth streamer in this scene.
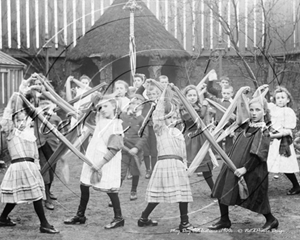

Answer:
[170,84,249,200]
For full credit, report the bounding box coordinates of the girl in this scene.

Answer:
[181,85,214,192]
[209,96,278,231]
[64,94,125,229]
[133,73,146,89]
[267,86,300,195]
[0,93,59,234]
[114,80,130,113]
[138,88,200,233]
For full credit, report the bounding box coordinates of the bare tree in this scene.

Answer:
[197,0,300,89]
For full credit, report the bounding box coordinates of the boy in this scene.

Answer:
[158,75,169,86]
[206,84,235,154]
[120,94,149,200]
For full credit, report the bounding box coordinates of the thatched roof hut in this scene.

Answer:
[67,0,190,88]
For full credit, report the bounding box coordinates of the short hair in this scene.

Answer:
[159,75,169,82]
[220,76,232,84]
[222,85,234,92]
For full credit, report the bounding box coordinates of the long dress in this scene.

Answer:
[267,103,299,173]
[80,117,123,192]
[145,100,193,203]
[212,125,271,214]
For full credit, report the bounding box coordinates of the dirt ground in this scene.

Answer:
[1,156,300,240]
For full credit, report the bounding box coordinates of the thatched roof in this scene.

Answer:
[68,0,190,61]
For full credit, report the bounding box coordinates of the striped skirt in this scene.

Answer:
[0,161,46,204]
[145,159,193,203]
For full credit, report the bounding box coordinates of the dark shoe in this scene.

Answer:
[208,220,231,230]
[45,201,54,210]
[145,170,151,179]
[49,192,57,200]
[0,217,16,227]
[108,201,113,207]
[176,222,201,233]
[130,192,137,201]
[287,187,300,195]
[137,218,158,227]
[104,218,125,229]
[64,215,87,225]
[261,218,279,231]
[40,225,59,234]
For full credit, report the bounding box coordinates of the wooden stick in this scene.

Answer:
[18,93,98,171]
[170,84,249,199]
[188,87,250,175]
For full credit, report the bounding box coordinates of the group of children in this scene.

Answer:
[0,71,300,234]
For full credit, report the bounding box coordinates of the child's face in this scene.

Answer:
[114,83,127,97]
[14,112,26,131]
[159,78,169,85]
[186,89,198,104]
[80,78,90,86]
[129,99,143,112]
[249,102,264,123]
[220,80,229,88]
[147,89,159,100]
[221,88,233,100]
[165,112,178,126]
[133,77,143,88]
[100,100,116,119]
[275,91,289,107]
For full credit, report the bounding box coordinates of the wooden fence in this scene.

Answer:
[0,0,300,57]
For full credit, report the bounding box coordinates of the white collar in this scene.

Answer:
[249,121,266,128]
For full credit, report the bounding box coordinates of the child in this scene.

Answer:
[34,99,61,211]
[137,88,200,233]
[65,75,91,106]
[209,96,278,231]
[0,93,59,234]
[64,94,125,229]
[181,85,214,193]
[143,85,161,178]
[206,85,235,154]
[120,94,148,200]
[207,75,232,99]
[158,75,169,86]
[114,80,130,113]
[267,86,300,195]
[133,73,146,89]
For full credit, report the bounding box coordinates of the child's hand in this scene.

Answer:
[129,147,138,155]
[234,167,247,178]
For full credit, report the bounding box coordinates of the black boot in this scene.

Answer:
[104,209,125,229]
[64,206,87,225]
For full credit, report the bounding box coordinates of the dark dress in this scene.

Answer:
[181,105,213,173]
[212,125,271,214]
